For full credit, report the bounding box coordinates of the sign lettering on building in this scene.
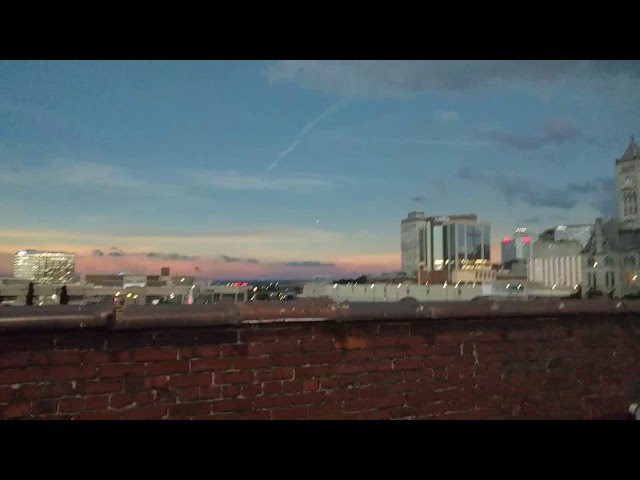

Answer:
[435,216,450,222]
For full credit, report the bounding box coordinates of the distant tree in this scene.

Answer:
[60,286,69,305]
[26,282,35,306]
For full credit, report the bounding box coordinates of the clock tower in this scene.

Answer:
[615,135,640,230]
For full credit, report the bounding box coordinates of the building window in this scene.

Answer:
[611,273,615,287]
[605,272,610,288]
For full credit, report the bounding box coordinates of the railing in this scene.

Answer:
[0,298,639,332]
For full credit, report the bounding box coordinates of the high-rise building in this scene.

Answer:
[417,214,492,284]
[401,211,428,274]
[13,250,76,284]
[502,227,533,264]
[616,135,640,229]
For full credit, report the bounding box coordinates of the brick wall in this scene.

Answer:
[1,311,639,419]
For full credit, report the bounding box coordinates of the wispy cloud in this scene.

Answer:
[196,171,347,193]
[265,99,349,173]
[220,255,260,264]
[477,118,579,151]
[91,248,198,261]
[267,60,640,101]
[456,166,615,215]
[433,109,459,122]
[283,261,336,268]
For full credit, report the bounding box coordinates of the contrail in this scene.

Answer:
[266,99,348,173]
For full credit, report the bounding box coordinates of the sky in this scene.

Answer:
[1,60,639,279]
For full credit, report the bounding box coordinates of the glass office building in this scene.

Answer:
[13,250,76,284]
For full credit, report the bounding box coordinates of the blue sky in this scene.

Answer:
[1,60,639,278]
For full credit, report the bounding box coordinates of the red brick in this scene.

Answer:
[434,388,461,402]
[144,376,169,389]
[335,337,366,350]
[549,328,568,339]
[282,380,304,394]
[233,357,272,370]
[309,352,342,365]
[443,409,487,420]
[309,403,342,417]
[146,361,189,376]
[86,395,110,410]
[0,353,30,369]
[362,361,393,373]
[433,344,460,356]
[359,409,391,420]
[477,332,503,343]
[394,358,423,371]
[390,406,421,419]
[2,402,31,419]
[303,379,319,391]
[345,350,375,362]
[204,411,273,420]
[407,345,433,356]
[322,414,361,420]
[38,414,73,420]
[260,382,281,395]
[336,364,364,375]
[272,354,308,367]
[355,385,388,398]
[133,348,178,362]
[291,391,326,405]
[50,365,97,381]
[49,350,83,365]
[301,339,335,353]
[296,365,332,379]
[110,351,132,363]
[396,335,426,346]
[367,337,397,348]
[424,356,454,368]
[19,382,76,399]
[375,348,407,359]
[99,363,146,379]
[210,398,252,413]
[406,390,436,406]
[0,367,46,385]
[111,393,141,409]
[447,400,476,412]
[254,395,294,409]
[419,402,448,417]
[508,329,547,341]
[73,411,122,420]
[191,358,233,372]
[390,381,420,394]
[243,384,262,396]
[435,332,473,343]
[83,351,110,363]
[193,346,221,358]
[200,386,222,400]
[320,378,338,389]
[121,405,168,420]
[215,371,254,385]
[239,330,278,343]
[0,386,15,402]
[276,327,308,342]
[221,385,241,397]
[31,399,57,415]
[261,342,299,354]
[272,406,308,420]
[177,387,200,402]
[256,368,295,382]
[169,402,212,418]
[58,397,85,412]
[343,396,404,412]
[168,373,212,388]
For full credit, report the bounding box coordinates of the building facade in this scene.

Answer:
[616,135,640,230]
[539,224,594,247]
[416,214,491,284]
[528,238,583,288]
[13,250,76,284]
[501,227,533,264]
[401,211,428,274]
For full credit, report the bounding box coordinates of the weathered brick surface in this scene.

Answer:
[0,315,639,420]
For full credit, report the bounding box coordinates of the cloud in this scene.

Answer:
[267,99,349,173]
[456,167,615,215]
[267,60,640,100]
[433,109,458,122]
[520,216,543,225]
[146,252,199,261]
[478,118,579,151]
[283,261,336,268]
[92,249,105,257]
[196,171,347,193]
[220,255,260,264]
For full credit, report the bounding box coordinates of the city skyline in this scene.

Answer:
[1,60,638,279]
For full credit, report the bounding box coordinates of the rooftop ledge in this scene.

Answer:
[0,298,638,333]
